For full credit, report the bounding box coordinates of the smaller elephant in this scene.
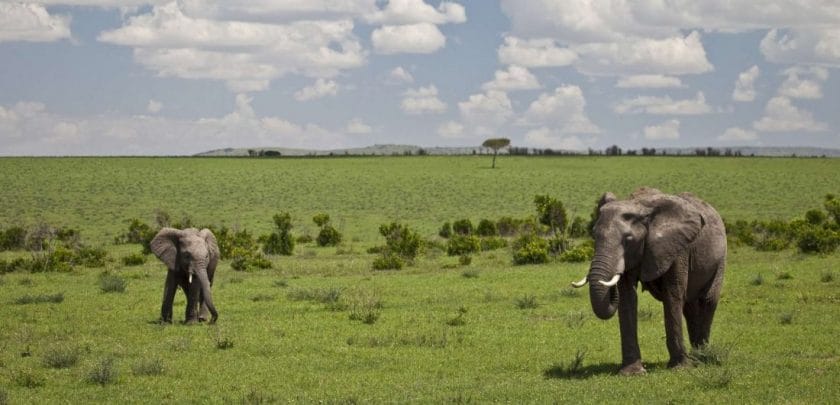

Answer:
[571,188,726,375]
[151,227,219,324]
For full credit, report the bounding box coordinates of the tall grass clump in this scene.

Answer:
[42,345,81,369]
[99,272,126,293]
[544,349,587,379]
[131,358,165,376]
[86,357,118,385]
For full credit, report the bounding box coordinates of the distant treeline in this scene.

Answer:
[241,146,830,158]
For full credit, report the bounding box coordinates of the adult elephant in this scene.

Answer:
[570,188,726,375]
[150,227,220,324]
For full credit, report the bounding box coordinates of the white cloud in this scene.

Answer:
[98,2,366,92]
[616,75,684,89]
[388,66,414,84]
[573,31,713,76]
[761,28,840,67]
[0,3,71,43]
[365,0,465,25]
[718,127,758,142]
[371,23,446,54]
[481,65,541,92]
[524,127,587,150]
[497,37,578,68]
[520,85,600,134]
[437,121,464,138]
[345,118,372,134]
[753,96,828,132]
[643,119,680,140]
[0,97,352,155]
[732,65,760,102]
[778,66,828,99]
[401,85,447,115]
[147,99,163,114]
[294,79,339,101]
[458,90,514,135]
[614,92,712,115]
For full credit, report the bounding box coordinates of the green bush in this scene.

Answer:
[0,226,27,251]
[548,235,571,255]
[115,218,154,246]
[372,253,404,271]
[452,219,474,236]
[476,219,498,237]
[559,243,595,263]
[824,194,840,225]
[438,222,452,239]
[512,234,550,265]
[480,237,508,251]
[797,227,839,254]
[534,195,568,234]
[77,246,108,267]
[316,225,342,247]
[262,213,294,256]
[86,358,118,386]
[99,272,126,293]
[121,253,147,266]
[378,222,422,261]
[496,216,519,237]
[459,255,472,266]
[567,216,590,238]
[296,234,314,244]
[312,213,330,227]
[447,235,481,256]
[805,209,827,225]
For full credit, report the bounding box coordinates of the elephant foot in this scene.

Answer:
[183,318,200,325]
[158,318,173,325]
[667,356,694,369]
[618,360,646,376]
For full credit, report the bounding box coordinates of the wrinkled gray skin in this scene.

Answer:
[151,227,219,324]
[576,188,726,375]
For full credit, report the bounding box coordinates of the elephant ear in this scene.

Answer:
[640,196,704,282]
[150,227,181,270]
[598,192,617,209]
[199,228,219,260]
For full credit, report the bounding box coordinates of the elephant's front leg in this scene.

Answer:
[617,276,645,375]
[661,261,690,368]
[160,270,179,323]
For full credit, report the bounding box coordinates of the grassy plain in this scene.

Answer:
[0,156,838,403]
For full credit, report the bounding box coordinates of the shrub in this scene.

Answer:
[496,216,519,237]
[512,234,549,265]
[459,255,472,266]
[316,225,342,247]
[348,290,383,325]
[548,235,571,256]
[438,222,452,239]
[821,272,834,283]
[99,272,127,293]
[312,213,330,227]
[77,246,108,267]
[13,369,45,388]
[0,226,27,251]
[515,294,538,309]
[296,234,313,244]
[476,219,498,237]
[13,292,64,305]
[372,253,404,270]
[115,218,154,245]
[480,237,508,251]
[379,222,422,261]
[446,235,481,256]
[452,219,474,236]
[262,213,295,256]
[121,253,147,266]
[559,243,595,263]
[824,194,840,225]
[805,209,827,225]
[797,227,839,254]
[567,216,590,238]
[131,358,165,376]
[43,345,80,369]
[534,195,568,235]
[86,358,118,385]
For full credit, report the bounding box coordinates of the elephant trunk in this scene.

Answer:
[588,253,624,320]
[196,268,218,323]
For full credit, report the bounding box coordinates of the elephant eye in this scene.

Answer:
[621,213,636,221]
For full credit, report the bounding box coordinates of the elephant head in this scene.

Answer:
[572,188,704,319]
[151,227,220,324]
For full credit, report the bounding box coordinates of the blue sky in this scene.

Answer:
[1,0,838,155]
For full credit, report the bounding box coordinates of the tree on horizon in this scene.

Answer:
[482,138,511,169]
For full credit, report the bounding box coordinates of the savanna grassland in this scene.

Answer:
[0,156,838,403]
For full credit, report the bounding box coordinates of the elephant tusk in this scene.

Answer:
[189,274,193,284]
[598,274,621,287]
[570,276,588,288]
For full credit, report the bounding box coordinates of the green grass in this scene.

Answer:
[0,156,838,402]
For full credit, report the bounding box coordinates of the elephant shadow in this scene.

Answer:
[542,361,670,379]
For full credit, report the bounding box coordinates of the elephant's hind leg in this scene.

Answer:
[686,262,724,348]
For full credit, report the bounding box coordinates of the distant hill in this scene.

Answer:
[196,145,840,158]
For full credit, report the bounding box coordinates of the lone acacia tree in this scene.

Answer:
[482,137,510,168]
